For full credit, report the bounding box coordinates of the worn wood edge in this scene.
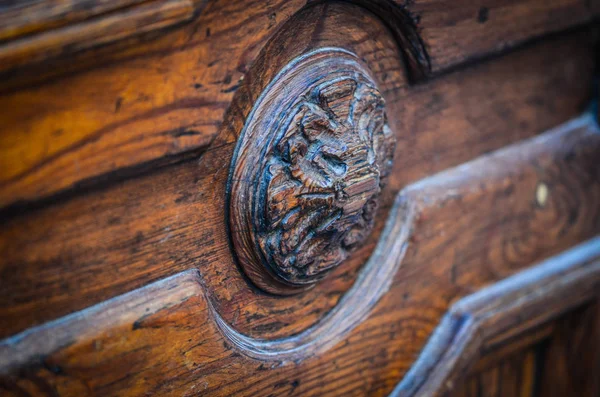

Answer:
[0,188,414,370]
[216,195,413,359]
[391,236,600,397]
[0,268,202,373]
[403,113,599,199]
[0,112,598,380]
[4,112,596,366]
[0,0,201,42]
[0,0,149,41]
[0,0,201,74]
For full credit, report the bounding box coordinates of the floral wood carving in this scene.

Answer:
[228,51,395,294]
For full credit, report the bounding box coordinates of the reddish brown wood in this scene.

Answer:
[0,28,594,339]
[536,302,600,397]
[403,0,600,74]
[1,232,598,396]
[1,113,599,395]
[0,2,598,394]
[0,0,199,74]
[450,302,600,397]
[392,236,600,396]
[0,0,200,42]
[0,0,597,210]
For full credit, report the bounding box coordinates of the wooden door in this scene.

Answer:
[0,1,599,396]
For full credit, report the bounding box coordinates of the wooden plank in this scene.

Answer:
[0,0,192,41]
[391,238,600,397]
[0,1,597,210]
[450,348,538,397]
[1,236,599,396]
[536,302,600,396]
[0,32,594,339]
[403,0,599,74]
[0,0,307,209]
[0,113,598,395]
[0,0,198,74]
[450,302,600,397]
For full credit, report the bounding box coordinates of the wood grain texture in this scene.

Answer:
[1,112,599,395]
[450,302,600,397]
[392,235,600,396]
[0,28,594,340]
[403,0,600,74]
[0,0,307,210]
[0,0,198,74]
[0,0,597,210]
[0,0,190,40]
[1,233,599,396]
[450,346,538,397]
[228,50,395,294]
[535,301,600,397]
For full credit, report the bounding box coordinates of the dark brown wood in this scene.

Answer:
[536,301,600,397]
[1,233,598,396]
[391,238,600,397]
[451,346,538,397]
[229,50,395,294]
[403,0,600,74]
[0,0,204,74]
[0,0,188,41]
[0,0,597,210]
[0,27,594,339]
[450,302,600,397]
[1,113,599,395]
[0,2,598,395]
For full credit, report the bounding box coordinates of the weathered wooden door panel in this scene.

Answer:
[0,1,598,396]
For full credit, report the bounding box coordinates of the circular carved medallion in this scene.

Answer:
[228,50,395,294]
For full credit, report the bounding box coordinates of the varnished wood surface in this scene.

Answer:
[0,0,199,74]
[0,2,598,395]
[452,348,538,397]
[392,235,600,396]
[0,0,200,42]
[1,114,599,396]
[0,0,597,210]
[228,50,396,294]
[1,232,599,396]
[450,302,600,397]
[0,29,595,339]
[536,302,600,397]
[403,0,600,73]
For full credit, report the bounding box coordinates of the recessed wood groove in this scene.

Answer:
[391,237,600,397]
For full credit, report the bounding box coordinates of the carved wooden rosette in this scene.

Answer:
[228,50,395,295]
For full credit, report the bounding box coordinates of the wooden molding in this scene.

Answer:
[0,113,598,395]
[228,49,396,294]
[392,239,600,397]
[0,1,597,211]
[0,0,204,74]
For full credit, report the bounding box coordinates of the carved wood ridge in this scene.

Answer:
[391,238,600,397]
[0,113,599,395]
